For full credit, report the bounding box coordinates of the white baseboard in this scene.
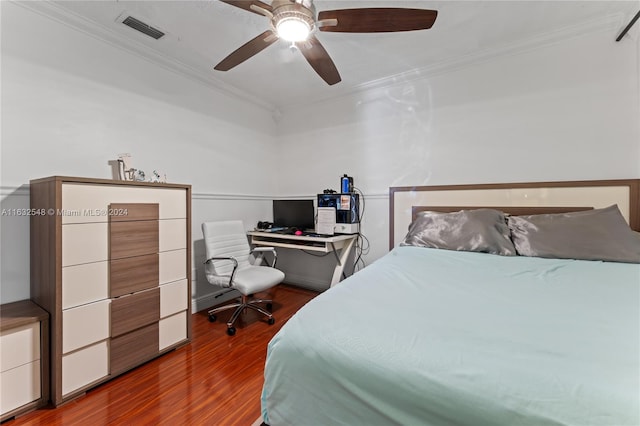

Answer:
[192,288,239,314]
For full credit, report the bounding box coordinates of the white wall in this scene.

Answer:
[0,2,279,306]
[2,3,639,303]
[276,29,640,265]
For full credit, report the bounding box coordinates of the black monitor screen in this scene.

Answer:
[273,199,314,230]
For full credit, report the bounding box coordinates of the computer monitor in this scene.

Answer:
[273,199,315,230]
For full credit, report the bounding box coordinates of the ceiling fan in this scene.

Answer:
[214,0,438,85]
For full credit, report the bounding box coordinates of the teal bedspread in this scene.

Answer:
[261,247,640,425]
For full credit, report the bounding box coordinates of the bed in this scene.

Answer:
[260,179,640,426]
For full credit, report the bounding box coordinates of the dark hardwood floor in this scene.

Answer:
[7,284,318,426]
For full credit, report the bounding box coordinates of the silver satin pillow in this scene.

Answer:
[401,209,517,256]
[507,205,640,263]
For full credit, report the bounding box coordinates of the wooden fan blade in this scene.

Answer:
[214,30,278,71]
[218,0,272,16]
[318,8,437,33]
[296,35,341,86]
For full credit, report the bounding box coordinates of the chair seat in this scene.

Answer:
[233,266,285,295]
[202,220,285,335]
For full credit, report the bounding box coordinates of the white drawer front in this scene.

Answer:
[159,219,187,252]
[62,261,109,310]
[160,279,188,318]
[62,223,108,267]
[153,188,187,219]
[0,323,39,372]
[159,311,187,351]
[62,341,108,397]
[159,249,186,285]
[0,360,40,414]
[62,300,110,354]
[62,184,186,224]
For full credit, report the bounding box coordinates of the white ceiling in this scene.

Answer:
[37,1,640,110]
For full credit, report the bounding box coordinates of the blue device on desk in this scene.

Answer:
[341,174,353,193]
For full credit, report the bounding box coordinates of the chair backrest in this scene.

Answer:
[202,220,252,286]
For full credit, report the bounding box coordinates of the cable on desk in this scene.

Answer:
[352,186,370,273]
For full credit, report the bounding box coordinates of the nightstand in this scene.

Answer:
[0,299,49,421]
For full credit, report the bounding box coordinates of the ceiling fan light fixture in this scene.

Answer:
[217,0,438,86]
[276,17,311,42]
[270,2,316,43]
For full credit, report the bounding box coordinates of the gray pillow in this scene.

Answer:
[507,205,640,263]
[401,209,517,256]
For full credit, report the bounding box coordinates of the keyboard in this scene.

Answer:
[258,228,332,238]
[268,227,296,235]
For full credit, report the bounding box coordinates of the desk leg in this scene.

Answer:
[329,236,357,287]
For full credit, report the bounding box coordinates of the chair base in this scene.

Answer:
[207,295,274,335]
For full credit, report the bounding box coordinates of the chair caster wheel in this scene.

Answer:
[267,317,275,325]
[226,326,236,336]
[208,314,216,322]
[266,303,273,311]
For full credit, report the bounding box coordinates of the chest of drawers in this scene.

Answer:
[0,300,49,421]
[30,176,192,406]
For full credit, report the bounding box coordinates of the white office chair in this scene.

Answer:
[202,220,285,336]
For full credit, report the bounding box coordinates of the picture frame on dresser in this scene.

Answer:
[29,176,192,406]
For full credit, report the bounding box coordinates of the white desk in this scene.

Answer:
[247,231,358,287]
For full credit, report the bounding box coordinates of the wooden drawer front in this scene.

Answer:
[62,261,108,309]
[159,249,187,285]
[110,323,159,376]
[0,360,40,414]
[62,223,108,266]
[62,341,108,397]
[110,220,159,260]
[62,300,110,354]
[160,279,188,318]
[159,219,187,252]
[109,203,158,222]
[110,254,159,298]
[0,323,39,372]
[111,288,160,338]
[62,184,187,224]
[159,311,187,351]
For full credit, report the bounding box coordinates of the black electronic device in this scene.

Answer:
[272,199,315,231]
[257,221,273,230]
[317,193,360,224]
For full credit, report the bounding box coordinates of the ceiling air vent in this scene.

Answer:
[122,16,165,40]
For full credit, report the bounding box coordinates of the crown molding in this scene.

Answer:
[11,1,624,119]
[13,0,276,113]
[280,13,626,113]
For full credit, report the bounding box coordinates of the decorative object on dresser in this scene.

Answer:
[29,176,192,406]
[0,300,49,421]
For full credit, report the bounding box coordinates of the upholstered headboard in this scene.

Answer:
[389,179,640,250]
